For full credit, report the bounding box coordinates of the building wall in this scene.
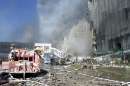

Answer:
[89,0,130,53]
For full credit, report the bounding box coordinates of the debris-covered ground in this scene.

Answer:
[2,64,130,86]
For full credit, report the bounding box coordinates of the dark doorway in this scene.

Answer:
[116,42,122,50]
[115,38,122,50]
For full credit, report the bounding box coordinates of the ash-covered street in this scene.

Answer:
[6,64,127,86]
[42,64,128,86]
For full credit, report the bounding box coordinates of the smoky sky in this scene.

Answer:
[0,0,89,44]
[38,0,89,46]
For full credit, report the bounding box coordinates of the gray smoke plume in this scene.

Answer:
[37,0,89,44]
[38,0,91,56]
[62,19,92,56]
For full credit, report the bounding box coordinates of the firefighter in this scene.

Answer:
[9,44,16,60]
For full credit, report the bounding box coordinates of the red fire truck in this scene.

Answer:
[2,48,43,76]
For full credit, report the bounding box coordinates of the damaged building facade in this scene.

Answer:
[89,0,130,55]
